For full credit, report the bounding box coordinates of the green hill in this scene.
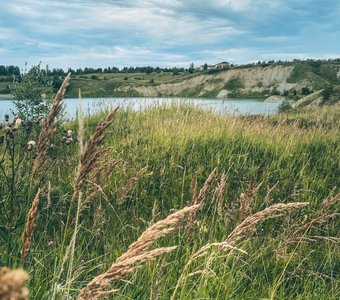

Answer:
[1,60,339,105]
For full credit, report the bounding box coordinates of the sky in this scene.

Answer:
[0,0,340,70]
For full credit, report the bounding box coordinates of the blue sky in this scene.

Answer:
[0,0,339,69]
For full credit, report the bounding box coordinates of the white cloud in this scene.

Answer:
[0,0,339,68]
[19,45,186,69]
[3,0,242,46]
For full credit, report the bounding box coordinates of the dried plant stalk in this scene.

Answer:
[22,189,41,259]
[217,171,228,218]
[221,202,309,248]
[171,201,308,300]
[78,204,199,300]
[0,267,29,300]
[118,166,148,204]
[263,182,279,206]
[72,107,119,203]
[33,73,71,176]
[187,168,217,242]
[284,189,339,245]
[239,181,263,221]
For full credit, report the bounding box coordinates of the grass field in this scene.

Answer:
[0,79,339,299]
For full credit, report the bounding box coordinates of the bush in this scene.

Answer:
[224,77,244,90]
[321,85,333,103]
[278,100,292,113]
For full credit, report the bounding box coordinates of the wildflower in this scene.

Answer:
[0,267,29,300]
[66,129,73,138]
[65,137,73,145]
[5,126,14,139]
[14,118,23,129]
[27,140,36,151]
[5,126,12,134]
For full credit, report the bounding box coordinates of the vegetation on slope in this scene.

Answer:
[0,76,339,298]
[1,59,339,102]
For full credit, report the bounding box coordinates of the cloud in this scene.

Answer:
[0,0,339,68]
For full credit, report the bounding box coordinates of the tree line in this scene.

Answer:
[0,65,187,78]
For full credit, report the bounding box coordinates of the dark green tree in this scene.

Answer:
[321,85,333,103]
[188,62,194,74]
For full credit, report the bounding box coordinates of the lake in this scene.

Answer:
[0,97,279,118]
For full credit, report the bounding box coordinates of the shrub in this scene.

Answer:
[278,100,292,113]
[224,77,244,90]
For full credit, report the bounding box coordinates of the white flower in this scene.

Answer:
[27,140,36,151]
[14,118,23,129]
[66,130,73,138]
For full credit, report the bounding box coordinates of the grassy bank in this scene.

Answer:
[0,95,339,298]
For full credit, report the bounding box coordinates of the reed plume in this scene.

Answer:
[284,189,339,245]
[221,202,309,248]
[22,189,41,259]
[171,201,308,300]
[239,180,263,221]
[118,166,148,204]
[78,204,199,300]
[32,73,71,176]
[0,267,29,300]
[187,168,217,242]
[72,107,119,203]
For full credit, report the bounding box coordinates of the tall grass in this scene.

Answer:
[0,93,339,299]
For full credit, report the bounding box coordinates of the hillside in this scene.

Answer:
[1,60,340,105]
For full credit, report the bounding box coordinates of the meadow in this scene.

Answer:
[0,76,339,299]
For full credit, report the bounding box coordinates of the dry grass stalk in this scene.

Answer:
[171,241,246,300]
[47,180,52,207]
[72,107,119,203]
[187,168,217,242]
[0,267,29,300]
[221,202,309,248]
[239,180,263,221]
[22,189,41,259]
[284,189,339,245]
[32,73,71,176]
[171,202,308,300]
[151,266,163,300]
[93,204,103,229]
[238,163,266,220]
[217,171,228,218]
[117,166,148,204]
[71,181,105,226]
[263,182,279,206]
[71,158,123,226]
[78,204,199,300]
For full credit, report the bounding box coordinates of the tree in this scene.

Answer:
[321,85,333,103]
[13,63,54,121]
[203,63,208,70]
[188,62,194,74]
